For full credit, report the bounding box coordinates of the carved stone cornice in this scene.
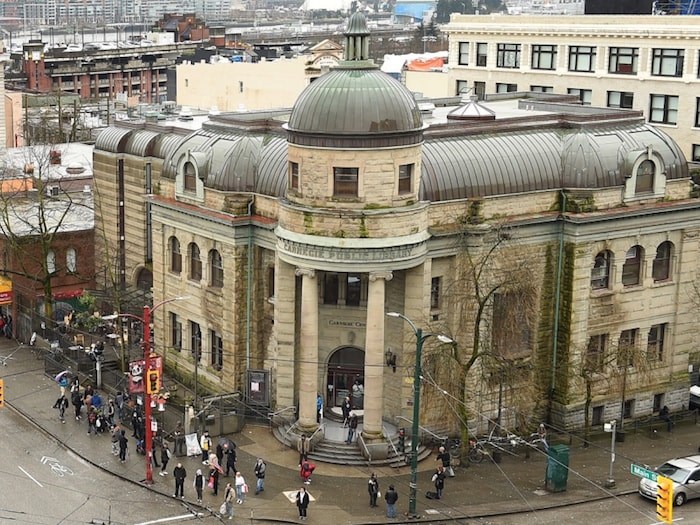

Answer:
[369,271,393,282]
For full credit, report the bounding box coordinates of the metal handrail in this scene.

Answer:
[285,421,298,436]
[383,426,399,458]
[269,405,296,419]
[358,433,372,465]
[309,423,325,442]
[396,416,447,443]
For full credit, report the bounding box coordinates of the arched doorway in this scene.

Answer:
[326,346,364,408]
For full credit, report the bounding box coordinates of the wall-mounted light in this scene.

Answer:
[385,348,397,373]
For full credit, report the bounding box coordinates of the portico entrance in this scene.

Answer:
[326,346,364,408]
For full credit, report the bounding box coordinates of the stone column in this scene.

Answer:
[296,267,318,432]
[362,270,393,441]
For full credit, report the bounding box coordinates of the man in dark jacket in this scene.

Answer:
[224,443,237,477]
[173,463,187,499]
[384,485,398,518]
[254,457,266,494]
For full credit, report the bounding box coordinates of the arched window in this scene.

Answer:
[46,250,56,274]
[591,250,612,290]
[652,241,673,282]
[635,159,654,194]
[169,237,181,274]
[622,245,644,287]
[184,161,196,191]
[209,249,223,288]
[66,247,77,273]
[189,243,202,281]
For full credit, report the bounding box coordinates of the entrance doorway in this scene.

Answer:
[326,346,364,408]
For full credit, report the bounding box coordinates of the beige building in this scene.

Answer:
[176,40,343,112]
[92,14,700,449]
[406,14,700,162]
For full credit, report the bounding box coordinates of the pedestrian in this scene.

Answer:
[224,443,237,476]
[295,485,310,520]
[300,459,315,485]
[83,383,94,401]
[316,392,323,423]
[70,376,80,394]
[432,465,446,499]
[216,441,225,467]
[222,482,235,519]
[341,396,351,426]
[254,457,266,494]
[194,468,204,503]
[159,441,171,476]
[298,434,309,466]
[200,430,212,464]
[118,429,128,462]
[384,484,398,518]
[346,413,358,444]
[368,472,379,507]
[91,391,103,411]
[111,424,121,455]
[53,393,69,423]
[351,379,364,409]
[58,375,69,397]
[115,390,125,421]
[436,446,454,477]
[87,407,98,435]
[173,421,185,456]
[660,405,674,432]
[234,471,247,504]
[106,398,115,426]
[71,388,83,421]
[209,459,223,496]
[173,462,187,499]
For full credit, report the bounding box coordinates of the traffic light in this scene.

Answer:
[0,378,4,408]
[146,369,160,394]
[656,474,673,524]
[397,428,405,454]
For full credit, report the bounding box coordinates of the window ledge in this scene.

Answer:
[589,288,614,297]
[651,279,673,288]
[620,284,644,292]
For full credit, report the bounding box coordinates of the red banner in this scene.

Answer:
[128,355,163,394]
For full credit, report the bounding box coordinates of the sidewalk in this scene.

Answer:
[2,338,699,524]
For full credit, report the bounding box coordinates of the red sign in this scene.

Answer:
[128,355,163,394]
[0,291,12,305]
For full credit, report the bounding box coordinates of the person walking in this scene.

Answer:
[71,388,83,421]
[254,458,266,494]
[118,429,128,462]
[436,445,454,477]
[159,441,171,476]
[209,459,223,497]
[298,434,309,466]
[316,392,323,423]
[384,484,399,518]
[341,396,351,427]
[432,465,446,499]
[87,407,98,435]
[660,405,674,432]
[368,472,380,507]
[346,413,358,444]
[234,471,247,504]
[200,430,212,464]
[193,469,204,504]
[53,394,69,423]
[106,398,116,426]
[224,443,237,477]
[114,390,125,422]
[173,421,186,456]
[222,482,235,519]
[296,486,310,520]
[111,424,121,455]
[173,463,187,499]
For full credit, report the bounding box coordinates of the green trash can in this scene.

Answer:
[545,444,569,492]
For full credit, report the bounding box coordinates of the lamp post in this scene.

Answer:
[120,295,188,485]
[387,312,453,519]
[604,419,617,488]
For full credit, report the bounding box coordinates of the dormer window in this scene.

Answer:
[184,161,196,191]
[635,160,654,194]
[333,167,358,197]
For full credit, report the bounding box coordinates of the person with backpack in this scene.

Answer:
[71,388,83,421]
[200,430,212,464]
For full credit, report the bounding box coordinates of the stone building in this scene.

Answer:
[92,13,699,444]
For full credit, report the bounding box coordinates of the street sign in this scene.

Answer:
[631,463,658,482]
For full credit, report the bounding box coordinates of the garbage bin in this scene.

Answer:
[545,444,569,492]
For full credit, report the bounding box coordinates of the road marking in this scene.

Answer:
[134,514,203,525]
[18,466,43,487]
[40,456,58,464]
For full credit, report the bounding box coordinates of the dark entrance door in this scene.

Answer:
[326,346,364,408]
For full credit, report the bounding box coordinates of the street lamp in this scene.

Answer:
[119,295,188,484]
[387,311,453,519]
[604,419,617,488]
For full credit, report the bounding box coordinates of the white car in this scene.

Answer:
[639,455,700,506]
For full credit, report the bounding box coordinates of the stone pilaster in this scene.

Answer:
[296,267,319,432]
[272,259,296,409]
[362,270,393,440]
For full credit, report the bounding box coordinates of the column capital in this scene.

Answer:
[295,267,316,279]
[369,270,393,282]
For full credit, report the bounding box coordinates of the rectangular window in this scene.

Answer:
[693,144,700,162]
[592,406,604,426]
[496,43,520,69]
[496,82,517,93]
[430,276,441,310]
[530,85,553,93]
[651,48,684,77]
[586,334,607,371]
[458,41,469,65]
[184,162,196,191]
[531,44,557,70]
[456,79,469,96]
[696,98,700,127]
[170,312,182,351]
[653,393,663,413]
[323,273,339,305]
[398,163,413,194]
[210,329,223,370]
[618,328,638,368]
[608,47,638,74]
[623,399,635,419]
[473,81,486,100]
[333,167,358,196]
[476,43,488,67]
[567,88,592,105]
[190,320,201,362]
[289,161,299,190]
[346,274,361,306]
[267,266,275,299]
[649,94,679,125]
[607,91,634,109]
[568,45,596,72]
[647,323,667,361]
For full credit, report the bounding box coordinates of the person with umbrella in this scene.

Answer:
[55,370,70,396]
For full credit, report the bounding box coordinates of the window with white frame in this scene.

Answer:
[66,247,77,273]
[649,94,678,125]
[496,43,520,68]
[531,44,557,70]
[458,42,469,65]
[568,46,596,72]
[622,245,643,287]
[652,241,673,282]
[568,88,592,105]
[591,250,612,290]
[608,47,638,74]
[647,323,667,361]
[607,91,634,109]
[651,48,684,77]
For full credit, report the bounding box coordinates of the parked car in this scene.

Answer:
[690,385,700,411]
[639,455,700,506]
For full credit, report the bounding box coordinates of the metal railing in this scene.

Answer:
[309,423,325,442]
[384,425,400,458]
[358,433,372,465]
[269,405,296,420]
[396,416,447,443]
